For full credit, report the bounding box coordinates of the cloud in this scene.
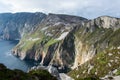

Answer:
[0,1,12,12]
[0,0,120,19]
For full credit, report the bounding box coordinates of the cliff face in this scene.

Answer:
[12,13,87,72]
[72,16,120,68]
[7,14,120,77]
[0,12,119,79]
[12,13,120,74]
[68,17,120,79]
[13,14,120,72]
[0,12,46,40]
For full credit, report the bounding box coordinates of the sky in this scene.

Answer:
[0,0,120,19]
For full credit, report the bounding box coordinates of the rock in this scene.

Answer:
[37,65,47,70]
[113,69,118,74]
[47,66,61,80]
[117,46,120,49]
[88,64,94,74]
[113,76,120,80]
[108,63,112,67]
[108,53,113,56]
[110,60,114,63]
[59,73,74,80]
[90,16,120,29]
[76,75,79,78]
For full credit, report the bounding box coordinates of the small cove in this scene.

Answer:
[0,40,35,72]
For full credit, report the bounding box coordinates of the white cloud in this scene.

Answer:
[0,0,120,18]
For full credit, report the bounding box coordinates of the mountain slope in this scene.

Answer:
[68,16,120,79]
[12,13,87,72]
[0,12,46,40]
[72,16,120,68]
[13,15,120,76]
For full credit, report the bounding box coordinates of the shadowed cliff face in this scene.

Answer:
[0,12,46,40]
[12,14,120,73]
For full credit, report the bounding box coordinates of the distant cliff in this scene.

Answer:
[0,12,46,40]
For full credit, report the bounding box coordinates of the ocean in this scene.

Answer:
[0,40,34,72]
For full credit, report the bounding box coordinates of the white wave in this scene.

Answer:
[5,51,12,57]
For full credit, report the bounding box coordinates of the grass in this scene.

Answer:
[0,63,57,80]
[69,27,120,80]
[29,69,57,80]
[45,38,59,47]
[115,69,120,75]
[68,48,120,79]
[13,19,120,80]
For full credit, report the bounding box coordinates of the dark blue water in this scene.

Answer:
[0,40,35,72]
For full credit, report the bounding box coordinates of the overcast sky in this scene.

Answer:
[0,0,120,19]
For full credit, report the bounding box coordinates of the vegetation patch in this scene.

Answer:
[45,38,60,47]
[0,64,57,80]
[68,48,120,79]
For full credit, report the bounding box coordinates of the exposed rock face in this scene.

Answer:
[68,16,120,79]
[68,47,120,80]
[88,16,120,29]
[71,16,120,69]
[12,13,87,72]
[12,14,120,74]
[0,12,46,40]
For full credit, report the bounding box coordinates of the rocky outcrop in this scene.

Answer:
[0,12,46,40]
[86,16,120,30]
[29,65,74,80]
